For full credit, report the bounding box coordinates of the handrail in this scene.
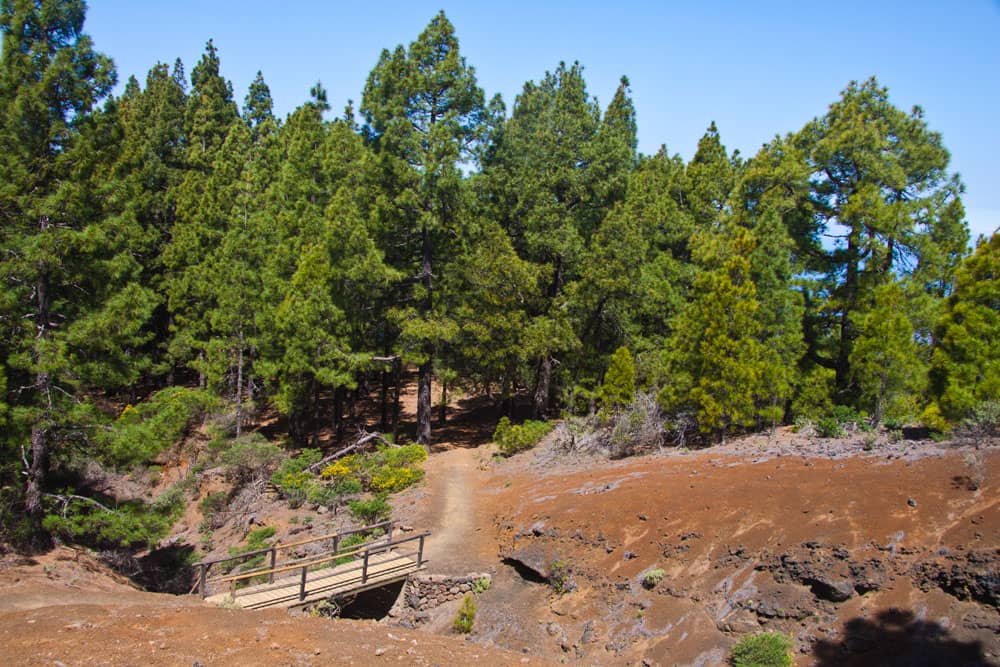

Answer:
[193,520,394,568]
[218,531,429,586]
[204,530,393,584]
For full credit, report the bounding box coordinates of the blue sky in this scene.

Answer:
[85,1,1000,239]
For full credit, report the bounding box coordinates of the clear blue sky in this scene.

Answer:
[85,0,1000,240]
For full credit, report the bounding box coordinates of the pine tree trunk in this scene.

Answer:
[380,367,390,432]
[417,359,432,445]
[392,359,402,444]
[333,386,344,440]
[532,355,552,419]
[416,225,434,445]
[311,378,320,448]
[235,331,244,438]
[439,380,447,426]
[25,218,52,538]
[836,231,860,399]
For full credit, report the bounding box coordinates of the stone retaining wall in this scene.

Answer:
[404,572,491,611]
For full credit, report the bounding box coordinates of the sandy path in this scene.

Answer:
[416,446,496,574]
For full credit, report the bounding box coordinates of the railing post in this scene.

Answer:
[269,544,278,583]
[417,534,425,565]
[198,563,208,598]
[333,535,340,555]
[362,548,370,584]
[299,566,308,601]
[387,522,394,543]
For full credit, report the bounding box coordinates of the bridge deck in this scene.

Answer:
[199,533,427,609]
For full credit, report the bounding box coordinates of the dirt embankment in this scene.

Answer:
[475,438,999,665]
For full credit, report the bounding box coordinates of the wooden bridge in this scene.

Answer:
[193,521,429,610]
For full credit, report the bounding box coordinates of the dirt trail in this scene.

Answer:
[419,447,484,572]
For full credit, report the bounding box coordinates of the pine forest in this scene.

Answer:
[1,2,996,556]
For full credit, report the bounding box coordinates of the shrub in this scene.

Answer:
[348,494,392,525]
[600,346,636,409]
[642,568,665,589]
[830,405,863,428]
[957,400,1000,441]
[100,387,216,466]
[42,479,187,550]
[607,393,665,457]
[920,402,950,433]
[220,434,285,484]
[453,594,476,633]
[731,632,793,667]
[882,416,905,431]
[320,444,427,494]
[493,417,553,456]
[471,576,491,594]
[815,417,844,438]
[271,449,324,508]
[548,559,575,594]
[369,465,424,493]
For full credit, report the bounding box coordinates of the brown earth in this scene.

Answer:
[1,382,997,666]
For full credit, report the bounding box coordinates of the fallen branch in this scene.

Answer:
[46,493,115,516]
[306,430,397,473]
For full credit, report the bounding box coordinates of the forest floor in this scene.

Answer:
[1,381,998,666]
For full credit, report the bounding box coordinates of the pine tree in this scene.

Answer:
[0,0,116,533]
[850,281,925,423]
[659,226,765,441]
[361,11,488,444]
[930,233,1000,421]
[600,346,636,409]
[685,122,740,228]
[104,60,188,382]
[162,40,239,381]
[484,61,619,417]
[793,78,968,403]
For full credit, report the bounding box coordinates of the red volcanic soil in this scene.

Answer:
[469,436,999,665]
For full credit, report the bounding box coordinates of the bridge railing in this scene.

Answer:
[193,520,397,598]
[215,531,429,603]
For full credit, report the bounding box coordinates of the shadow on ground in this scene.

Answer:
[812,608,988,666]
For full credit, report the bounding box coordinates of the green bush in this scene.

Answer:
[453,594,476,633]
[348,494,392,525]
[271,449,324,508]
[732,632,793,667]
[42,480,187,550]
[220,434,285,484]
[548,559,574,594]
[815,417,844,438]
[493,417,553,456]
[959,400,1000,439]
[600,345,636,409]
[320,444,426,494]
[642,568,665,589]
[100,387,216,467]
